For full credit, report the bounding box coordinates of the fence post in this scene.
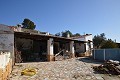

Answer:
[104,49,105,61]
[94,49,95,59]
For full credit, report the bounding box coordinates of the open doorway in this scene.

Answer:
[15,38,47,62]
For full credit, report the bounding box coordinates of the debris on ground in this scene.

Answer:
[14,48,22,63]
[21,68,36,76]
[55,49,73,61]
[93,60,120,75]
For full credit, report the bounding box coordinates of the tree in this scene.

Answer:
[55,32,61,36]
[72,33,80,37]
[22,18,36,30]
[101,39,118,49]
[93,33,106,49]
[62,30,73,37]
[93,33,119,49]
[55,30,81,38]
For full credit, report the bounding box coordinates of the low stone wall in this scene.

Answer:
[0,52,12,80]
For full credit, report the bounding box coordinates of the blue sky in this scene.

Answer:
[0,0,120,42]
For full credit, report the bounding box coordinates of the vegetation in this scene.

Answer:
[93,33,106,48]
[72,33,80,37]
[101,39,118,49]
[55,30,80,37]
[22,18,36,30]
[93,33,118,49]
[55,32,61,36]
[62,30,73,37]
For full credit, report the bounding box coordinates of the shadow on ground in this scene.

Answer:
[76,57,106,75]
[76,57,103,65]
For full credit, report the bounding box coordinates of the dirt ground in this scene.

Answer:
[9,57,120,80]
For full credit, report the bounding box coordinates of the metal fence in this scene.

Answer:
[92,49,120,61]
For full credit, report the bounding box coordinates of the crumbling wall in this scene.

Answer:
[0,33,14,64]
[0,52,12,80]
[0,25,14,63]
[0,34,14,53]
[0,25,14,79]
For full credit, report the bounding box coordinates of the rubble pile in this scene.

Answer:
[93,60,120,75]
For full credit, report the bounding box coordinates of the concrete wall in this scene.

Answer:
[0,25,14,63]
[0,34,14,53]
[0,52,12,80]
[92,49,120,61]
[0,26,14,64]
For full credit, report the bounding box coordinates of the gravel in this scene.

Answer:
[9,57,120,80]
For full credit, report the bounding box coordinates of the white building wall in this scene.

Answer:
[75,37,85,41]
[85,35,93,50]
[74,34,93,51]
[85,35,93,41]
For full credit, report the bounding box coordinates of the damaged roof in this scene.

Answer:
[15,32,87,43]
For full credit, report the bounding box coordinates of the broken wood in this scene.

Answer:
[55,49,73,61]
[93,60,120,75]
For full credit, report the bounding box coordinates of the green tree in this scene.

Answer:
[101,39,118,49]
[62,30,73,37]
[55,30,80,37]
[72,33,80,37]
[55,32,61,36]
[22,18,36,30]
[93,33,106,49]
